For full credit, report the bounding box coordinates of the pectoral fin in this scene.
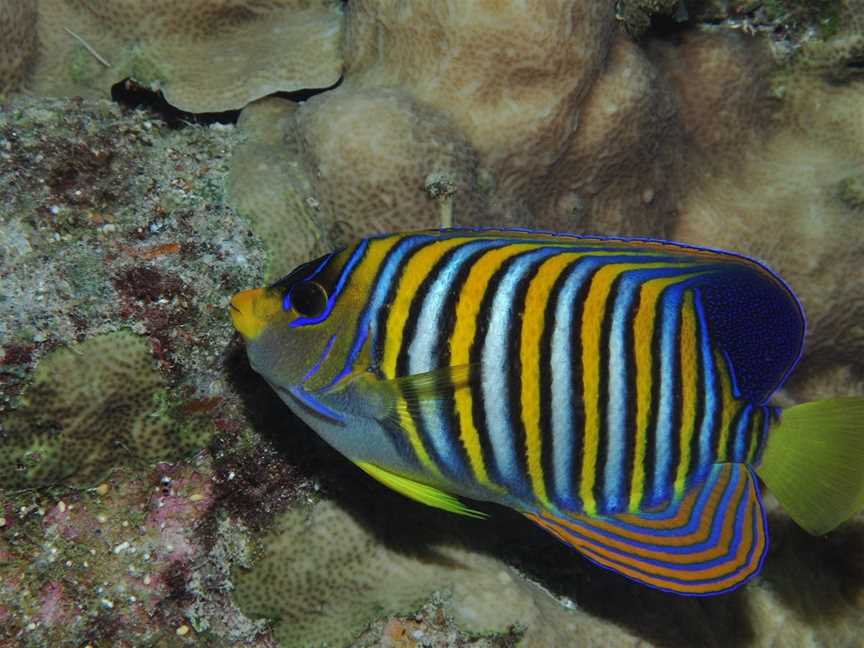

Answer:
[341,364,476,423]
[355,461,487,519]
[525,463,767,596]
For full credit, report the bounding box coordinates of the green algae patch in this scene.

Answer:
[0,330,212,489]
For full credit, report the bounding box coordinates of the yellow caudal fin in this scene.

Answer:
[756,397,864,535]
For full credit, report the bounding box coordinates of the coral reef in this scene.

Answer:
[2,1,864,646]
[0,457,270,646]
[0,0,38,98]
[0,0,344,112]
[618,0,686,37]
[227,0,686,278]
[0,96,275,646]
[232,485,864,648]
[0,331,211,489]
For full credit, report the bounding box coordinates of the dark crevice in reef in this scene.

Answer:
[273,75,343,103]
[643,9,692,44]
[110,79,240,128]
[110,76,344,129]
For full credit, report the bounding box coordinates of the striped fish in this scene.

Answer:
[231,228,864,596]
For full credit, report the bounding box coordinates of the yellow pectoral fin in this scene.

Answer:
[355,461,487,519]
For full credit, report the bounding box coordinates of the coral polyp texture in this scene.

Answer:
[0,331,211,489]
[0,0,344,111]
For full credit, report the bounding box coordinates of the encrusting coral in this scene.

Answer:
[232,497,628,648]
[0,0,38,98]
[0,331,211,489]
[232,492,864,648]
[228,0,687,282]
[0,0,344,112]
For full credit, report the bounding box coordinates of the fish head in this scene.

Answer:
[231,240,416,470]
[230,243,373,397]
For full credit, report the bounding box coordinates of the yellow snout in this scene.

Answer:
[230,288,281,340]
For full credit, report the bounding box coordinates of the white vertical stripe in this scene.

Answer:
[406,240,501,474]
[549,259,603,508]
[603,271,641,511]
[695,290,718,470]
[653,284,685,504]
[483,249,558,489]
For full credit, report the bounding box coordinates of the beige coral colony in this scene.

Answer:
[2,0,864,647]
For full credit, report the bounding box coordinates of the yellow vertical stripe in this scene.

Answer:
[715,350,737,461]
[380,238,469,378]
[451,243,538,486]
[520,253,586,506]
[674,291,698,495]
[351,236,403,296]
[747,409,762,463]
[379,238,470,477]
[628,274,694,512]
[580,262,656,515]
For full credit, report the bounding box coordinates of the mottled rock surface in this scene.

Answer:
[0,0,344,111]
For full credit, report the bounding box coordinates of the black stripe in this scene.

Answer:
[592,273,624,512]
[471,254,524,489]
[687,294,705,488]
[641,282,666,508]
[568,267,599,510]
[539,261,576,508]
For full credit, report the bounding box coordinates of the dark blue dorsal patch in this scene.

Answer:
[699,260,805,404]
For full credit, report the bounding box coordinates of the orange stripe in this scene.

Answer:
[580,263,656,513]
[527,467,763,591]
[577,495,762,593]
[628,275,696,510]
[450,243,539,486]
[675,291,699,494]
[520,253,586,505]
[538,469,746,564]
[715,350,738,461]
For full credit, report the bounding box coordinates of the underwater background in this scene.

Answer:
[1,1,863,646]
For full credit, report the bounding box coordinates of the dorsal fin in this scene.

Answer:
[525,463,768,596]
[407,228,804,404]
[452,229,804,403]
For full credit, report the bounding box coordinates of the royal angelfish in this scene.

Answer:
[230,228,864,596]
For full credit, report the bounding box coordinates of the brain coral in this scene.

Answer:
[0,331,211,489]
[0,0,37,97]
[232,494,864,648]
[231,497,637,648]
[4,0,344,112]
[228,0,686,276]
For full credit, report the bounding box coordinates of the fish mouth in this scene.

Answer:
[230,288,267,340]
[229,287,284,340]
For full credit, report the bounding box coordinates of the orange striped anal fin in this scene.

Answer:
[525,463,767,596]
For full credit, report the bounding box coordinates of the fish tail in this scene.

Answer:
[755,397,864,535]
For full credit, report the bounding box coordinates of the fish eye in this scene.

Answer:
[289,281,328,318]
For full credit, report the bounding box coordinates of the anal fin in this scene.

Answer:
[355,461,487,519]
[525,463,767,596]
